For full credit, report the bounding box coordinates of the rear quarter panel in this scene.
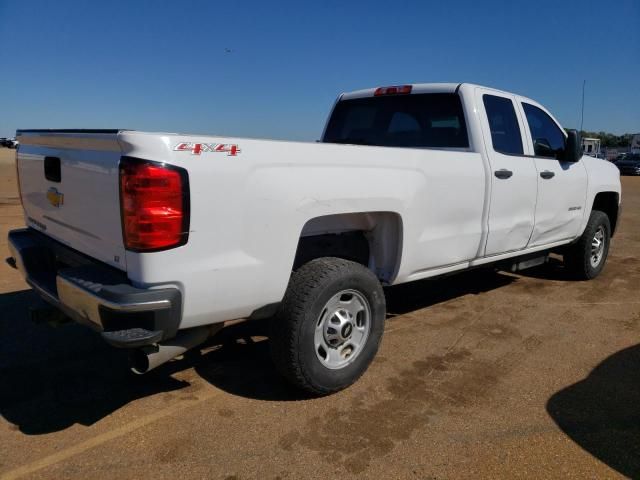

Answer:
[117,132,486,327]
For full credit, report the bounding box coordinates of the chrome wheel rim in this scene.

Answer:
[590,226,606,268]
[314,289,371,370]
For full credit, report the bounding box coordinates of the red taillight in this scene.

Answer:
[119,157,189,252]
[374,85,412,96]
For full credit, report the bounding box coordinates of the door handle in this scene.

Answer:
[494,169,513,179]
[540,170,555,179]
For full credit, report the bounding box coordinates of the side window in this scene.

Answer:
[483,95,524,155]
[522,103,566,159]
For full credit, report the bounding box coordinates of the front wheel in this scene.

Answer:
[564,210,611,280]
[270,257,386,395]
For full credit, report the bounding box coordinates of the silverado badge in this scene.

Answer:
[46,187,64,208]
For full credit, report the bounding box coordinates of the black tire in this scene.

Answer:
[270,257,385,395]
[564,210,611,280]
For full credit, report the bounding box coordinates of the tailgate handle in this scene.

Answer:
[44,157,61,182]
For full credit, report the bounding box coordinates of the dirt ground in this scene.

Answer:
[0,147,638,479]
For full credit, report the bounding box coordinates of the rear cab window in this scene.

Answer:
[323,93,469,149]
[482,94,524,155]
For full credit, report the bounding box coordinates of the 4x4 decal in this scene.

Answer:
[173,142,241,156]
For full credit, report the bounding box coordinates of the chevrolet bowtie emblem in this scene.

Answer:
[47,187,64,208]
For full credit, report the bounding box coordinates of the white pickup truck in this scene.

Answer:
[8,83,621,394]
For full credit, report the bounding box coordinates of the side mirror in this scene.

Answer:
[563,129,582,162]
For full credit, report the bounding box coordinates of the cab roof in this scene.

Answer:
[339,82,521,101]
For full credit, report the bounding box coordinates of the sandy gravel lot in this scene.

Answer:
[0,147,638,479]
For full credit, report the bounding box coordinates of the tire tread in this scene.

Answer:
[564,209,610,280]
[270,257,383,395]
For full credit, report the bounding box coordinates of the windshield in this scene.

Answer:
[323,93,469,149]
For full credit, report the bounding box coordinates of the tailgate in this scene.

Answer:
[16,130,126,270]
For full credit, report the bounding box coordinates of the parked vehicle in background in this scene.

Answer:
[8,83,622,395]
[1,137,19,148]
[615,153,640,175]
[613,153,629,164]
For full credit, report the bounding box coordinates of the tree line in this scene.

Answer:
[577,131,635,148]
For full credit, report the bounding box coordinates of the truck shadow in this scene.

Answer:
[384,267,515,317]
[514,256,576,281]
[546,344,640,478]
[194,321,303,401]
[0,289,189,435]
[194,268,516,401]
[0,268,516,433]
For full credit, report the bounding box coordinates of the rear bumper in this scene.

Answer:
[7,228,182,348]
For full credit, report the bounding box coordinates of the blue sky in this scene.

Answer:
[0,0,638,139]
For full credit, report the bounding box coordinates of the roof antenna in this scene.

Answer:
[579,80,586,132]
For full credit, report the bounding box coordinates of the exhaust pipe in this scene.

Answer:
[130,324,222,374]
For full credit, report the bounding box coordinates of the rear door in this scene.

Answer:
[475,88,538,256]
[518,101,588,246]
[16,130,126,270]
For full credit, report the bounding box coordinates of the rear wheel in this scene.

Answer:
[270,257,385,395]
[564,210,611,280]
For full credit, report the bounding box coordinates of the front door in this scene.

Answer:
[476,88,538,256]
[518,101,588,247]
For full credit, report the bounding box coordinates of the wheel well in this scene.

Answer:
[593,192,619,236]
[293,212,403,284]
